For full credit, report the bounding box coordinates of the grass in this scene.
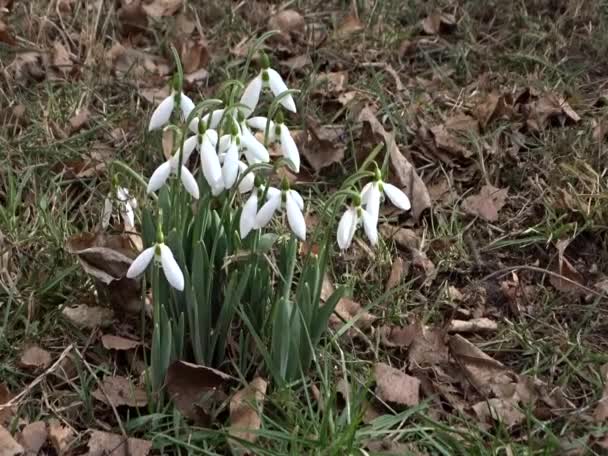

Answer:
[1,0,608,454]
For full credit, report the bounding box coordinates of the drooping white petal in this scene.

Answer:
[361,209,378,246]
[289,190,304,211]
[180,93,195,121]
[147,160,172,193]
[188,109,225,133]
[363,183,381,220]
[204,129,218,146]
[218,135,232,155]
[222,144,240,188]
[116,187,129,202]
[286,193,306,241]
[200,139,224,195]
[237,161,255,194]
[240,130,270,164]
[148,95,174,131]
[337,208,357,250]
[240,192,258,239]
[102,197,112,229]
[240,75,262,117]
[280,124,300,172]
[361,182,373,203]
[247,117,277,142]
[126,246,155,278]
[159,244,184,291]
[175,135,198,166]
[120,201,136,228]
[180,166,200,199]
[383,183,411,211]
[266,68,296,112]
[265,186,281,200]
[255,193,281,229]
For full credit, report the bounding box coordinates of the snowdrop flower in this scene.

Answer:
[102,187,137,229]
[361,169,411,218]
[198,128,224,196]
[189,108,225,134]
[337,195,378,250]
[240,53,296,116]
[127,242,184,291]
[237,161,255,194]
[247,113,300,172]
[147,147,200,199]
[252,181,306,240]
[148,90,195,131]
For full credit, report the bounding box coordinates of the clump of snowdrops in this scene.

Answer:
[112,45,411,393]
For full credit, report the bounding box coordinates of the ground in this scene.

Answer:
[1,0,608,454]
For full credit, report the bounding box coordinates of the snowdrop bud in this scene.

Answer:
[383,183,411,211]
[267,69,296,113]
[337,208,357,250]
[179,166,200,199]
[147,161,172,193]
[260,51,270,69]
[279,125,300,172]
[159,244,184,291]
[126,246,155,279]
[148,95,174,131]
[286,192,306,241]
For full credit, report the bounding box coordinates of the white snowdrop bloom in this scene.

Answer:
[102,187,138,229]
[147,151,200,199]
[246,116,300,172]
[148,91,195,131]
[189,108,225,134]
[221,141,240,189]
[337,201,378,250]
[361,178,411,218]
[239,190,259,239]
[237,161,255,194]
[254,187,306,240]
[240,61,296,115]
[126,243,184,291]
[199,130,224,196]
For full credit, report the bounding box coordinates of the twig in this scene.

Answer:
[0,343,74,410]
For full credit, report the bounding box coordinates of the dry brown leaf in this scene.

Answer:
[105,44,170,80]
[550,239,584,293]
[19,345,52,370]
[385,256,405,291]
[229,377,268,451]
[379,324,419,348]
[0,425,23,456]
[408,326,449,367]
[69,108,90,133]
[48,419,74,454]
[17,421,47,455]
[374,363,420,407]
[336,13,364,37]
[447,318,498,334]
[358,107,431,222]
[166,361,236,424]
[472,398,525,428]
[52,42,73,77]
[87,430,152,456]
[473,92,509,128]
[429,115,477,159]
[421,10,456,35]
[5,52,47,83]
[300,122,345,172]
[118,0,148,34]
[179,34,209,74]
[320,273,335,301]
[268,9,305,45]
[330,297,376,330]
[101,334,140,351]
[162,127,177,160]
[62,304,113,328]
[461,185,508,222]
[0,19,16,45]
[92,376,147,408]
[280,54,312,71]
[524,93,580,130]
[380,225,419,250]
[0,383,14,426]
[142,0,182,17]
[411,248,436,282]
[315,71,348,95]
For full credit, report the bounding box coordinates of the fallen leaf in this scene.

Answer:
[336,13,364,37]
[447,318,498,334]
[229,377,268,451]
[473,92,509,128]
[330,297,376,330]
[62,304,114,329]
[19,345,52,370]
[379,324,419,348]
[408,326,449,367]
[17,421,47,455]
[411,248,436,282]
[52,42,73,77]
[380,225,419,250]
[166,361,236,424]
[87,430,152,456]
[301,122,345,172]
[0,19,16,45]
[162,127,178,160]
[5,52,47,83]
[92,376,147,408]
[118,0,148,34]
[550,239,585,293]
[385,256,405,291]
[68,108,90,133]
[179,34,209,74]
[142,0,182,17]
[105,43,170,80]
[101,334,140,351]
[184,67,209,86]
[268,9,305,45]
[280,54,312,71]
[429,118,476,159]
[421,10,456,35]
[461,185,508,222]
[472,398,525,428]
[315,71,348,95]
[358,107,431,222]
[0,425,23,456]
[524,93,580,130]
[48,419,74,454]
[374,363,420,407]
[0,383,14,425]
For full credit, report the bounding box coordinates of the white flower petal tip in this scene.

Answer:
[255,193,281,229]
[289,190,304,211]
[337,208,357,250]
[159,244,184,291]
[240,193,258,239]
[200,141,224,193]
[148,95,174,131]
[266,68,296,113]
[180,93,195,121]
[147,161,172,193]
[365,184,381,220]
[237,162,255,194]
[126,247,155,278]
[180,166,200,199]
[361,210,378,246]
[383,183,411,211]
[286,194,306,241]
[222,145,239,188]
[240,75,262,116]
[280,125,300,172]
